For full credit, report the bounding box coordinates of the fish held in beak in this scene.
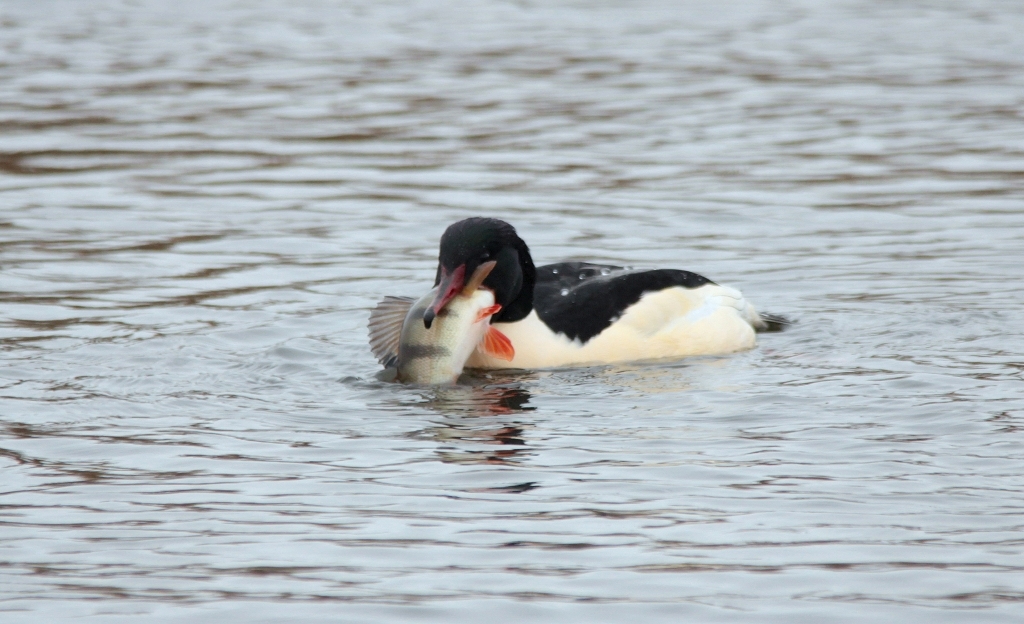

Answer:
[423,261,496,328]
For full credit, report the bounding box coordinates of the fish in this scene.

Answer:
[368,262,515,384]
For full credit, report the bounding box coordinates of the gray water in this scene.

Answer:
[2,0,1024,622]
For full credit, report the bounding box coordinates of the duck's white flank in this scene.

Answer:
[466,284,763,370]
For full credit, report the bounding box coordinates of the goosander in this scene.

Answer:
[371,217,784,373]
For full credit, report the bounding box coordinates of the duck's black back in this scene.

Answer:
[532,262,713,343]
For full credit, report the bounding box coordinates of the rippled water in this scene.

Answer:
[3,0,1024,621]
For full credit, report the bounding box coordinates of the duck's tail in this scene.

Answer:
[754,312,791,333]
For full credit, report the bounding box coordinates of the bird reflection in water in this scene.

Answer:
[409,376,536,466]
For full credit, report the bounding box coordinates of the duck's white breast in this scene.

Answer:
[467,284,761,370]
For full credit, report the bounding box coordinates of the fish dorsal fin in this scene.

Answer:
[368,296,415,368]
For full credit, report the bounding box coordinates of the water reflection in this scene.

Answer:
[409,382,535,467]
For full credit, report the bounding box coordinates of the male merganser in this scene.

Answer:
[373,217,784,372]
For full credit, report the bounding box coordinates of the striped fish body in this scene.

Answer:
[398,287,496,384]
[368,287,497,385]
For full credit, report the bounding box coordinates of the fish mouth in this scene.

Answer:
[423,260,496,329]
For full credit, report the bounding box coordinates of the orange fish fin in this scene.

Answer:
[475,304,502,323]
[481,326,515,361]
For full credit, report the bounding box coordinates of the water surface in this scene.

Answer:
[2,0,1024,622]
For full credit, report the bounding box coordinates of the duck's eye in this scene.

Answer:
[480,252,490,260]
